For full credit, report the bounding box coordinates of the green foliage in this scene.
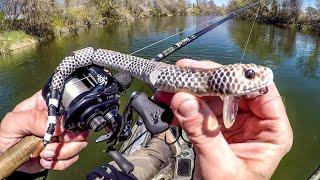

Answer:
[1,0,225,38]
[93,0,120,21]
[0,12,5,31]
[51,15,65,29]
[150,8,159,16]
[226,0,320,32]
[0,30,36,51]
[191,7,201,15]
[177,0,187,15]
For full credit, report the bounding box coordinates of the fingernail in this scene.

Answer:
[41,149,55,160]
[177,99,199,118]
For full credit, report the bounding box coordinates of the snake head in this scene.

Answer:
[210,63,274,96]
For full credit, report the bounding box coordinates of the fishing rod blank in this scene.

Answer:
[116,0,263,91]
[150,0,262,62]
[118,1,264,155]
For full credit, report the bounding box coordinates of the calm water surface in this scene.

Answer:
[0,16,319,179]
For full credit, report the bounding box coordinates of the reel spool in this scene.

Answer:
[42,65,174,175]
[42,66,130,144]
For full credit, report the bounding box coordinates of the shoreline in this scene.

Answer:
[0,31,39,56]
[1,14,319,56]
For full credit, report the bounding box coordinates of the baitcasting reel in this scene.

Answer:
[42,65,131,145]
[42,65,173,174]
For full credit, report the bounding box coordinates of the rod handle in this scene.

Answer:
[0,135,44,179]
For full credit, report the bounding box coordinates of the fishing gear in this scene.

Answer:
[0,1,266,178]
[42,0,264,147]
[150,0,262,62]
[42,66,128,142]
[41,66,174,174]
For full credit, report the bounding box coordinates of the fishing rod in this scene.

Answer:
[115,2,265,178]
[0,1,265,179]
[113,0,263,89]
[118,0,264,161]
[149,0,262,62]
[71,0,263,87]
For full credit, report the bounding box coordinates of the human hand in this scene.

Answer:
[0,91,89,173]
[154,59,293,179]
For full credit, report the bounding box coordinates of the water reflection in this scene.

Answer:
[228,20,320,79]
[297,36,320,78]
[229,20,297,63]
[0,16,319,180]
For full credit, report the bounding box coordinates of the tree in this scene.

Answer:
[305,6,318,18]
[65,0,70,9]
[271,0,278,14]
[206,0,217,15]
[287,0,302,22]
[177,0,186,15]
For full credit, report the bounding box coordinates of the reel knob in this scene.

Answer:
[90,116,107,132]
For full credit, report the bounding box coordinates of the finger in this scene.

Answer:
[40,155,79,170]
[58,131,89,143]
[0,110,63,139]
[40,141,87,161]
[13,91,47,112]
[238,99,250,112]
[171,92,238,168]
[222,113,254,142]
[171,92,233,149]
[176,59,222,69]
[248,83,286,120]
[171,92,219,142]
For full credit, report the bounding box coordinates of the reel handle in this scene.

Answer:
[0,135,44,179]
[108,150,134,174]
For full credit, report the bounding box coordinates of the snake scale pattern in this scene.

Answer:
[50,47,274,95]
[43,47,273,144]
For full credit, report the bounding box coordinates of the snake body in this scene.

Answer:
[48,47,273,133]
[51,47,274,96]
[0,47,274,178]
[39,47,273,144]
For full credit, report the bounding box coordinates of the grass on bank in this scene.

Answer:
[0,31,38,55]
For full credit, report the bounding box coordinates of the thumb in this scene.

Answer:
[171,92,236,159]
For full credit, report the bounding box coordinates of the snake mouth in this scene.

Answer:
[237,80,273,96]
[236,68,274,96]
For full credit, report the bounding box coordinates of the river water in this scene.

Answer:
[0,16,319,179]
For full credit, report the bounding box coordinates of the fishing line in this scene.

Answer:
[68,76,89,86]
[67,2,264,153]
[69,18,221,85]
[130,17,218,55]
[240,6,260,64]
[65,2,263,88]
[116,2,264,152]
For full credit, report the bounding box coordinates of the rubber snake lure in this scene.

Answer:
[44,0,268,145]
[43,47,274,145]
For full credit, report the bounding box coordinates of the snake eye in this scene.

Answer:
[245,69,255,79]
